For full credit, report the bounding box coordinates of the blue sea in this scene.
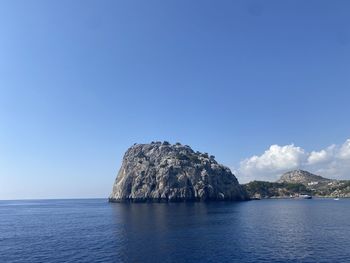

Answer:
[1,198,350,263]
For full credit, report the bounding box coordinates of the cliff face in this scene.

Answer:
[109,142,248,202]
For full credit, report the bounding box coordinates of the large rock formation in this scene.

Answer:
[109,142,248,202]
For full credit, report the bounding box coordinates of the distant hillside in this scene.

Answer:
[243,181,310,199]
[277,170,330,184]
[243,170,350,199]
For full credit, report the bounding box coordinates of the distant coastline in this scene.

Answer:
[242,170,350,200]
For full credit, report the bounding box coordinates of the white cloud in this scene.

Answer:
[307,145,335,165]
[238,144,306,182]
[236,139,350,183]
[339,139,350,159]
[307,150,328,164]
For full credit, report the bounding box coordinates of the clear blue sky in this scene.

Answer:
[0,0,349,199]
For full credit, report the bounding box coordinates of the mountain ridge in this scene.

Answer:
[277,169,331,184]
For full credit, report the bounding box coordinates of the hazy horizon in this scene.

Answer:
[1,0,349,199]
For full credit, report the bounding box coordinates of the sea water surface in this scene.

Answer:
[1,198,350,263]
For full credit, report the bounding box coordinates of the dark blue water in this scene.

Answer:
[1,199,350,263]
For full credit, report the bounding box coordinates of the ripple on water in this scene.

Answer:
[0,199,350,263]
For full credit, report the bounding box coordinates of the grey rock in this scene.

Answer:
[109,142,248,202]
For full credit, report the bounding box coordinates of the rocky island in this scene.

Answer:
[109,141,248,202]
[243,169,350,199]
